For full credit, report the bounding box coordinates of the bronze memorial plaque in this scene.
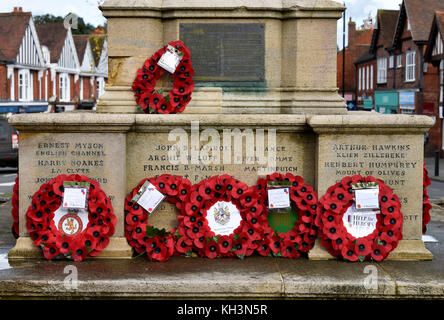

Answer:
[180,23,265,82]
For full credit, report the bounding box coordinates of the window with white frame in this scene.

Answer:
[440,60,443,104]
[59,73,70,102]
[405,51,416,82]
[366,66,369,90]
[389,55,394,68]
[370,65,374,90]
[377,57,387,84]
[97,77,105,98]
[358,68,361,91]
[397,54,402,68]
[362,67,366,90]
[18,69,32,101]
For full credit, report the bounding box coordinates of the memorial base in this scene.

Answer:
[8,237,133,260]
[308,239,433,261]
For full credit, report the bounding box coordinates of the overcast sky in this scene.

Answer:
[0,0,107,26]
[2,0,403,48]
[338,0,403,49]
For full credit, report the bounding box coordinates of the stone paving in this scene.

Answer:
[0,200,444,299]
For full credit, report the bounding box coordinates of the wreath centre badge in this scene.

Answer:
[207,201,242,236]
[53,207,89,237]
[213,202,231,226]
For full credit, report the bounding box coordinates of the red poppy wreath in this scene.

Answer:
[132,40,194,114]
[255,173,318,258]
[11,174,19,239]
[124,174,192,262]
[423,163,432,234]
[315,175,403,262]
[177,175,265,259]
[26,174,116,261]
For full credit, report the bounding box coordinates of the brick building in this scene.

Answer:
[425,11,444,156]
[74,35,98,109]
[337,16,374,108]
[0,8,108,114]
[0,8,48,113]
[355,10,399,110]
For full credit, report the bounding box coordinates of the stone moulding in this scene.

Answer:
[100,0,345,19]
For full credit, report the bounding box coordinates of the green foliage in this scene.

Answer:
[33,13,97,35]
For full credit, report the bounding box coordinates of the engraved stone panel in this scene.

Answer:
[127,130,315,230]
[18,132,126,236]
[180,23,265,82]
[317,134,423,240]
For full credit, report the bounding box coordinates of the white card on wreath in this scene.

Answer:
[137,183,165,215]
[267,188,290,209]
[355,188,380,210]
[62,187,88,209]
[158,46,184,73]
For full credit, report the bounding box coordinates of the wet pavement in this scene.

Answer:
[0,200,444,299]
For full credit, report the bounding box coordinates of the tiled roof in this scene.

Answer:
[404,0,444,42]
[0,11,31,61]
[436,11,444,41]
[73,35,89,64]
[378,10,399,48]
[35,23,67,63]
[354,51,375,65]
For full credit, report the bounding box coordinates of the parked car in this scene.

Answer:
[0,117,18,168]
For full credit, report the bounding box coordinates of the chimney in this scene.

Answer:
[13,7,17,13]
[348,18,357,46]
[18,7,23,13]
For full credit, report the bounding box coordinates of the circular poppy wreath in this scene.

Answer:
[11,174,19,239]
[124,174,192,262]
[132,40,194,114]
[177,175,265,259]
[254,173,319,258]
[25,174,116,261]
[423,163,432,234]
[315,175,403,262]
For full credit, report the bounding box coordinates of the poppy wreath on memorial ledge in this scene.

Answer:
[124,174,192,262]
[25,174,116,262]
[315,175,403,262]
[254,173,319,258]
[423,163,432,234]
[177,175,265,259]
[131,40,194,114]
[11,174,19,239]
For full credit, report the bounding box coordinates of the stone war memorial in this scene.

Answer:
[8,0,434,262]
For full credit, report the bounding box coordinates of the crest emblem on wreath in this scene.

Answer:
[213,203,231,225]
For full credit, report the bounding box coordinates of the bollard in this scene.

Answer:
[436,149,440,177]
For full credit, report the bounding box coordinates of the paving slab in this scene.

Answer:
[1,199,444,299]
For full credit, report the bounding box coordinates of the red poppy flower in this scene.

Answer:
[148,92,165,111]
[205,240,220,259]
[257,240,271,256]
[154,97,171,114]
[341,243,359,262]
[281,240,299,258]
[150,243,169,262]
[198,182,215,200]
[232,237,248,256]
[42,243,60,260]
[231,182,248,199]
[217,235,232,254]
[95,235,110,251]
[383,215,402,230]
[323,197,344,215]
[184,202,200,216]
[267,235,282,254]
[56,236,75,255]
[354,238,372,258]
[193,235,207,249]
[176,236,193,254]
[371,243,388,261]
[71,243,88,262]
